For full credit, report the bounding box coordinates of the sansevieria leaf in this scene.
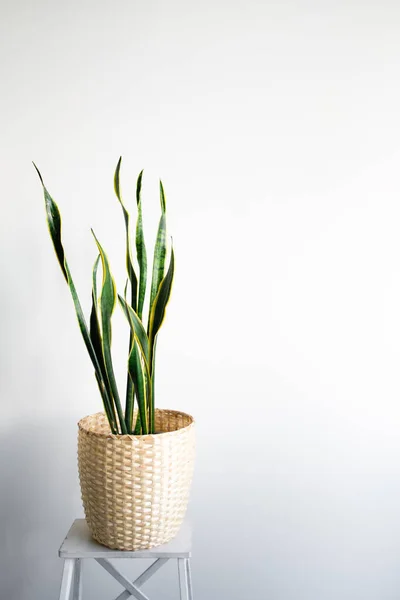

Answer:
[122,279,135,433]
[135,170,147,320]
[89,256,103,368]
[148,243,174,432]
[114,157,138,310]
[148,243,175,351]
[149,335,158,433]
[126,327,150,435]
[34,164,117,431]
[89,255,117,432]
[118,295,150,363]
[92,230,127,434]
[123,281,152,434]
[134,412,142,435]
[34,164,68,281]
[148,181,167,331]
[115,157,140,430]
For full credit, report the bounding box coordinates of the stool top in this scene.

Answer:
[59,518,192,559]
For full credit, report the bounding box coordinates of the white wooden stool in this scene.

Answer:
[58,518,194,600]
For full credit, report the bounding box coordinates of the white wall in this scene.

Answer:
[2,0,400,598]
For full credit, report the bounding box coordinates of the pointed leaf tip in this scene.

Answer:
[136,170,144,205]
[114,157,122,198]
[33,162,44,186]
[159,180,166,212]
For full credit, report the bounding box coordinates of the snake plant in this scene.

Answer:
[35,158,174,435]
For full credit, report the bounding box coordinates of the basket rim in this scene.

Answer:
[78,409,195,439]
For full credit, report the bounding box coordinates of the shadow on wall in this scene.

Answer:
[0,417,82,600]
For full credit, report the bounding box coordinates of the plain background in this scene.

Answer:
[2,0,400,598]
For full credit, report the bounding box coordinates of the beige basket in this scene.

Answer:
[78,409,195,550]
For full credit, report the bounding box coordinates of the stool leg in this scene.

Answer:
[73,558,83,600]
[178,558,190,600]
[186,559,194,600]
[59,559,75,600]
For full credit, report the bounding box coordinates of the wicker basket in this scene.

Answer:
[77,409,195,550]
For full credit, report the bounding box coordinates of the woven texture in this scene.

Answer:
[78,409,195,551]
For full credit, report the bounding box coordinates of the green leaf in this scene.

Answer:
[149,335,157,433]
[159,179,166,212]
[125,375,134,433]
[122,283,152,434]
[89,255,102,353]
[92,254,100,306]
[123,280,135,433]
[118,295,150,363]
[34,164,117,432]
[114,157,138,311]
[89,255,117,432]
[148,180,167,330]
[135,170,147,320]
[148,243,175,350]
[92,230,127,434]
[34,163,68,281]
[148,243,174,433]
[127,327,150,436]
[115,159,141,432]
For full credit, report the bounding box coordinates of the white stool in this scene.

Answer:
[58,518,194,600]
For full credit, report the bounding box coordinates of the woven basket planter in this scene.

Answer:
[77,409,195,551]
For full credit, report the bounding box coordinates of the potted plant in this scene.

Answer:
[35,159,195,551]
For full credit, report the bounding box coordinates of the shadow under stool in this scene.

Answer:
[58,518,194,600]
